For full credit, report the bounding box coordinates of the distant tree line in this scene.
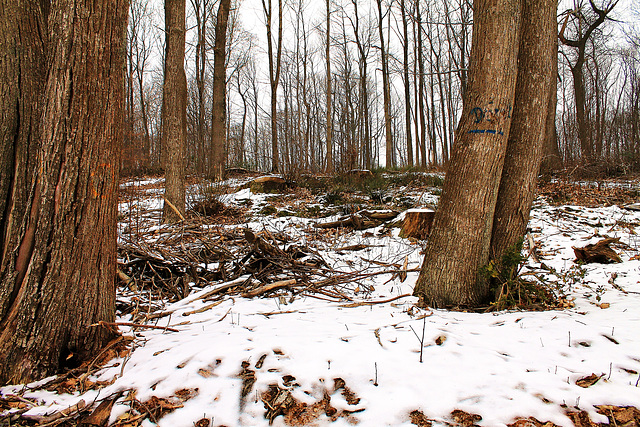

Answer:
[123,0,639,178]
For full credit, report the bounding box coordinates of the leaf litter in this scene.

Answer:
[1,174,640,426]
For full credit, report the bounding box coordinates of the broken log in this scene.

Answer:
[573,237,622,264]
[360,210,400,221]
[313,215,379,230]
[399,209,435,240]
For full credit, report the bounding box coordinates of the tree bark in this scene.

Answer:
[0,0,47,284]
[162,0,187,223]
[0,0,126,384]
[490,0,556,263]
[211,0,231,181]
[413,0,521,308]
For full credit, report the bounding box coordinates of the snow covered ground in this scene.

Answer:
[2,178,640,426]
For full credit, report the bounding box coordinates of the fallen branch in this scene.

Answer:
[182,299,226,316]
[162,196,186,221]
[242,279,296,298]
[335,244,382,252]
[339,293,413,308]
[22,400,86,425]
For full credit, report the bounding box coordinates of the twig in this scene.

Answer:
[420,316,426,363]
[217,308,233,322]
[92,321,179,333]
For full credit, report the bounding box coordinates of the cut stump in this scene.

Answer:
[250,176,286,194]
[400,209,435,240]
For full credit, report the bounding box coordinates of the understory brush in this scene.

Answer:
[484,241,573,312]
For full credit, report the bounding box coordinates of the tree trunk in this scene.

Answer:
[572,64,592,161]
[414,0,521,308]
[211,0,231,181]
[377,0,394,169]
[263,0,283,173]
[540,37,563,175]
[490,0,556,263]
[162,0,187,223]
[192,0,208,176]
[415,1,427,168]
[0,0,126,384]
[325,0,334,173]
[401,0,413,168]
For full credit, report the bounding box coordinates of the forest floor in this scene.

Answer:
[2,171,640,427]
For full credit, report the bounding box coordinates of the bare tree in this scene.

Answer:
[400,0,413,167]
[211,0,231,180]
[348,0,374,170]
[326,0,334,173]
[262,0,284,172]
[559,0,618,161]
[414,0,427,167]
[376,0,394,168]
[127,0,155,173]
[190,0,213,176]
[162,0,188,222]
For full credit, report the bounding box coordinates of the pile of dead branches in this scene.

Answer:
[117,221,411,320]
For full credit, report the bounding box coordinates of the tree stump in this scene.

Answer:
[400,209,435,240]
[250,176,286,194]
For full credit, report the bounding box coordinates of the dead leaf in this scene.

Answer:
[576,373,604,388]
[595,405,640,424]
[451,409,482,426]
[508,418,561,427]
[194,419,211,427]
[565,410,598,427]
[410,409,432,426]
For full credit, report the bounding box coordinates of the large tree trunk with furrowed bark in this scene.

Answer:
[0,0,127,385]
[0,0,47,289]
[413,0,522,308]
[162,0,187,222]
